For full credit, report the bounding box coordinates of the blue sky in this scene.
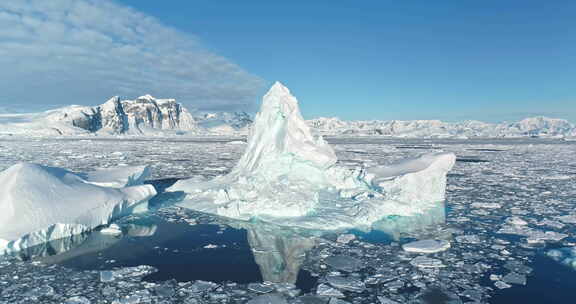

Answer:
[1,1,575,122]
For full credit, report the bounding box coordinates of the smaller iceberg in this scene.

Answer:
[0,163,156,253]
[169,82,455,230]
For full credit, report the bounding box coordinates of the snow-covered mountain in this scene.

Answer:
[193,111,252,134]
[0,96,574,138]
[41,95,199,135]
[0,96,251,136]
[308,116,576,138]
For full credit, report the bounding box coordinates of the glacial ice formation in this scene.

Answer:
[169,82,456,230]
[0,163,156,252]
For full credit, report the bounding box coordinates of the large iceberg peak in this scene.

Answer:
[234,81,337,176]
[169,82,456,230]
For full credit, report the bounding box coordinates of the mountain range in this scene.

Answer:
[0,96,575,138]
[308,116,576,138]
[0,95,252,136]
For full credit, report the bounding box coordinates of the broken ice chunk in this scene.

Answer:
[409,256,445,268]
[324,255,362,272]
[316,283,344,298]
[455,235,481,244]
[494,281,512,289]
[100,224,123,236]
[247,293,288,304]
[402,239,450,254]
[326,275,365,292]
[336,234,356,244]
[248,283,275,294]
[64,296,91,304]
[100,270,115,282]
[502,272,527,285]
[506,217,528,226]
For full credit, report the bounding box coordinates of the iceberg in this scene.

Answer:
[169,82,455,230]
[0,163,156,253]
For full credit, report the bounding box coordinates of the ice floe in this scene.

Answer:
[0,163,156,252]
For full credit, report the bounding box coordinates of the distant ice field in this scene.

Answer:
[0,137,575,303]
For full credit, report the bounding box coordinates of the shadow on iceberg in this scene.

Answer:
[169,82,456,231]
[0,163,156,253]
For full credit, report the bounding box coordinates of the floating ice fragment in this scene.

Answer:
[498,225,567,243]
[470,202,501,209]
[502,272,527,285]
[324,255,363,272]
[329,298,351,304]
[402,239,450,254]
[293,295,329,304]
[377,296,401,304]
[227,140,246,145]
[558,214,576,224]
[326,275,366,292]
[494,281,512,289]
[506,217,528,226]
[100,224,123,236]
[316,283,344,298]
[247,293,288,304]
[187,280,219,294]
[455,235,481,244]
[153,280,176,298]
[336,234,356,244]
[65,296,91,304]
[409,256,445,268]
[248,282,275,294]
[100,270,115,282]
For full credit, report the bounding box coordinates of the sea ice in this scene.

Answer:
[0,163,156,252]
[402,239,450,253]
[326,275,366,292]
[169,82,455,230]
[409,256,445,268]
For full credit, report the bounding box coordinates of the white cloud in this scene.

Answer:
[0,0,264,111]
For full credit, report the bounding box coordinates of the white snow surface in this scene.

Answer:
[0,163,156,252]
[169,82,456,230]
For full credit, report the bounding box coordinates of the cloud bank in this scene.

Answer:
[0,0,264,112]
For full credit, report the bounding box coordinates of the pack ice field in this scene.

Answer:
[0,134,575,303]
